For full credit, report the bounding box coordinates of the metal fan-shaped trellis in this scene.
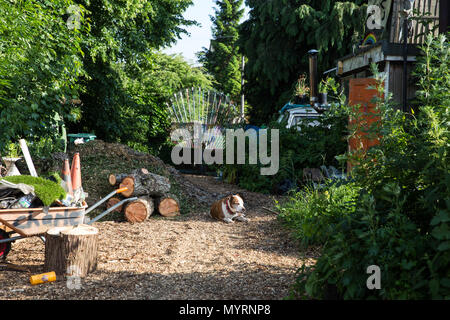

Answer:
[167,88,244,149]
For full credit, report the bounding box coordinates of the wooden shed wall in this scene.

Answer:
[387,62,418,109]
[389,0,440,45]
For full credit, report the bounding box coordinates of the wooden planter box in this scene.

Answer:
[0,203,87,237]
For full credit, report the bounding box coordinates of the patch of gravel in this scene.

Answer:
[0,175,317,300]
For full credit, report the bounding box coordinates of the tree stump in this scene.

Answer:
[44,225,98,277]
[119,168,170,198]
[124,196,154,223]
[155,194,180,217]
[44,227,68,275]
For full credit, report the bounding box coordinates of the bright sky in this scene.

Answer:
[162,0,249,66]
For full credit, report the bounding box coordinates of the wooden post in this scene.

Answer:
[44,225,98,277]
[19,139,38,177]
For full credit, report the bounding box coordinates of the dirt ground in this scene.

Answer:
[0,174,317,300]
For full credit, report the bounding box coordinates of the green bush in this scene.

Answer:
[286,33,450,300]
[277,181,361,247]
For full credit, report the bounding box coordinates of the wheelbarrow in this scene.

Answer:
[0,187,137,260]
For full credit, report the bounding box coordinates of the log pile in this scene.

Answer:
[107,168,180,223]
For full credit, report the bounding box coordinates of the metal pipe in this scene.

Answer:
[0,235,24,244]
[385,61,390,102]
[403,15,408,112]
[241,55,245,118]
[323,67,337,75]
[308,49,319,105]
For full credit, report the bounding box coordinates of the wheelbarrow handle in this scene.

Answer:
[0,235,24,244]
[0,235,46,244]
[84,188,129,216]
[87,197,138,225]
[116,187,129,194]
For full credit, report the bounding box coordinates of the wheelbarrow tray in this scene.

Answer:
[0,203,87,237]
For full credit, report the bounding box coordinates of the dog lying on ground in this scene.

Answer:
[210,194,248,223]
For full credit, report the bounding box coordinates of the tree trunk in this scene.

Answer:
[44,225,98,277]
[119,169,170,198]
[106,197,123,213]
[108,173,130,186]
[124,196,154,223]
[155,194,180,217]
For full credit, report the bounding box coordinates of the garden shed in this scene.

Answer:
[336,0,448,111]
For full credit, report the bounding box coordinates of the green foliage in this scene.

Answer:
[0,0,88,152]
[0,0,212,159]
[198,0,244,100]
[73,51,213,155]
[222,79,348,193]
[69,0,213,156]
[277,181,361,247]
[284,33,450,300]
[239,0,367,124]
[293,190,436,300]
[2,142,20,158]
[1,175,66,206]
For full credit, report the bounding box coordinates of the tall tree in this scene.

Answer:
[68,0,204,153]
[239,0,367,124]
[199,0,244,101]
[0,0,88,152]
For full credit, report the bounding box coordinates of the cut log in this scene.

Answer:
[106,197,123,213]
[109,169,149,186]
[44,225,98,277]
[124,196,154,223]
[108,173,130,186]
[155,194,180,217]
[119,169,170,198]
[120,176,136,197]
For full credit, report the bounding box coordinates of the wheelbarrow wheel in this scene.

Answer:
[0,229,11,261]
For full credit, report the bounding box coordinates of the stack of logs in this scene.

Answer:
[106,168,180,223]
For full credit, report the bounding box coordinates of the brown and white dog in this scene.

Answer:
[210,194,248,223]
